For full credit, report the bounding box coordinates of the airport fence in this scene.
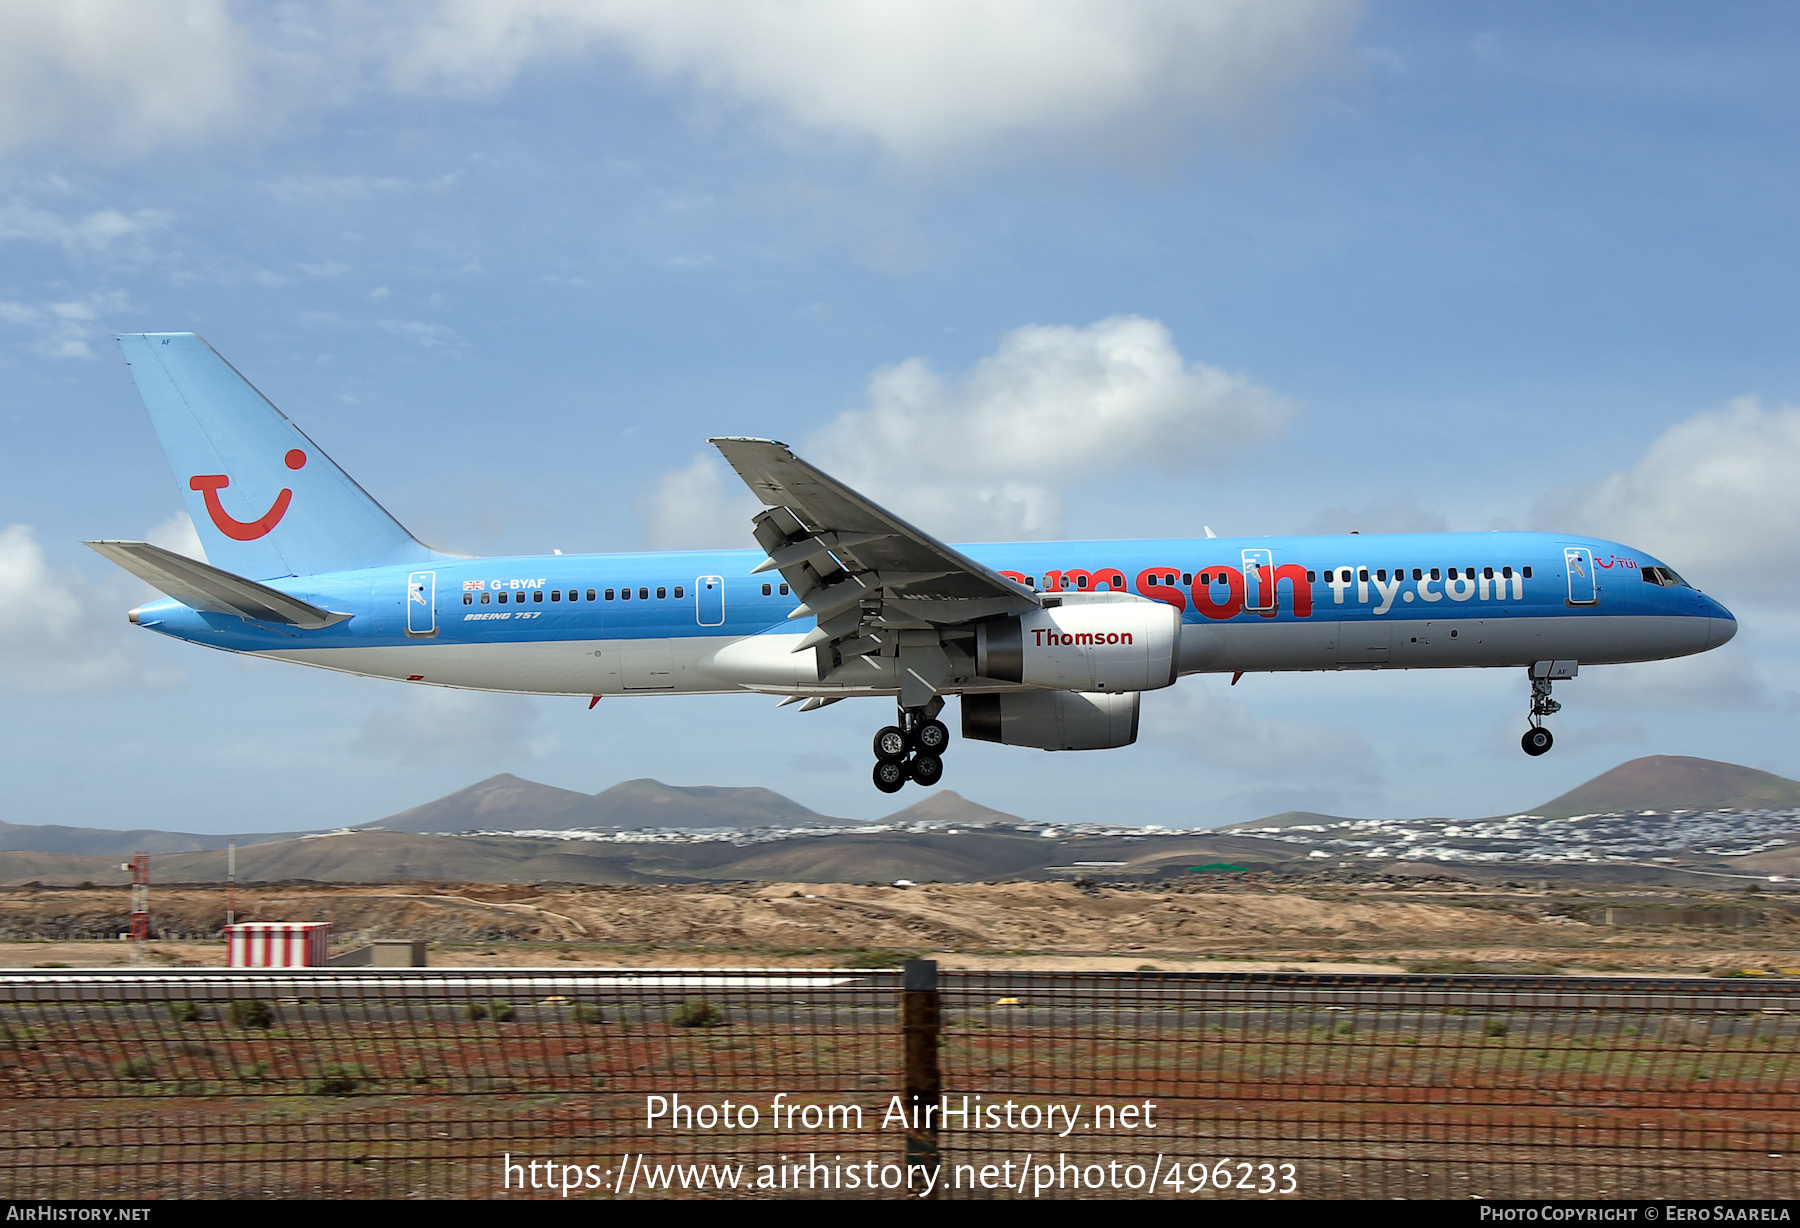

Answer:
[0,966,1796,1200]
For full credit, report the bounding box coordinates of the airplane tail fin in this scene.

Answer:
[118,333,436,579]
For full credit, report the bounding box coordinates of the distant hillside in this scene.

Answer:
[0,821,307,858]
[585,779,844,830]
[1216,810,1358,833]
[1533,756,1800,819]
[366,775,594,833]
[365,775,851,833]
[1225,757,1800,830]
[0,826,1317,888]
[0,833,645,888]
[876,790,1029,827]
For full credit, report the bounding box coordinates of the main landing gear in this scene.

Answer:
[872,699,949,794]
[1521,665,1567,757]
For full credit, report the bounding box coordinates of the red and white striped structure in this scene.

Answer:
[225,922,331,968]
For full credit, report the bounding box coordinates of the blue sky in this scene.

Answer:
[2,1,1797,833]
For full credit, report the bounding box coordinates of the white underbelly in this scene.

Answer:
[254,632,825,696]
[1178,614,1714,674]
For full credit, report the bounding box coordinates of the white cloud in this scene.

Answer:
[0,525,180,695]
[1305,495,1447,536]
[1537,397,1800,603]
[353,687,543,766]
[376,319,458,348]
[1577,650,1792,714]
[638,453,762,550]
[0,201,170,255]
[1147,680,1380,786]
[807,316,1290,539]
[395,0,1360,160]
[0,3,1358,163]
[0,1,249,154]
[145,511,207,563]
[0,289,133,358]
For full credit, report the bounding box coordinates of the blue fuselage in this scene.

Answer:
[129,531,1735,699]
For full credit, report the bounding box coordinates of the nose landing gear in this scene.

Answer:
[870,699,949,793]
[1521,661,1574,757]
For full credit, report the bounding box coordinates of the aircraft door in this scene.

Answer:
[406,571,437,638]
[1564,547,1598,605]
[696,575,725,627]
[1242,548,1275,611]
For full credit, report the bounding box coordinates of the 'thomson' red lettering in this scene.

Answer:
[1032,629,1134,647]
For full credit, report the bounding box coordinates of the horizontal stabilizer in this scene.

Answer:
[84,541,350,629]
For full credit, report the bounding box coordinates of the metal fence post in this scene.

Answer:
[901,958,941,1188]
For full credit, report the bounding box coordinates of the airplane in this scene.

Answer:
[88,333,1739,793]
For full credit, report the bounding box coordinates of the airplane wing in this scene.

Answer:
[85,540,351,629]
[708,438,1039,664]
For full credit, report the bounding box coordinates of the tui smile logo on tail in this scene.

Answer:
[188,449,306,540]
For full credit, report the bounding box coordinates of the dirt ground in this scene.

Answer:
[2,877,1795,974]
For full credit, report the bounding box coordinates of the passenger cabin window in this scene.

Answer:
[1483,567,1494,580]
[1502,567,1513,579]
[1305,571,1315,582]
[480,591,490,604]
[463,593,472,605]
[1376,570,1386,582]
[1077,575,1089,589]
[550,590,560,601]
[779,583,789,595]
[639,587,649,600]
[1359,569,1369,582]
[498,591,508,603]
[1180,573,1190,585]
[674,586,684,599]
[586,589,596,601]
[1429,569,1440,581]
[1025,577,1035,588]
[1412,569,1422,580]
[620,588,630,600]
[762,583,772,596]
[655,586,665,600]
[1523,566,1533,578]
[533,590,543,602]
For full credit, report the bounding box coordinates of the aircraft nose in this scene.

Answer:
[1708,613,1738,649]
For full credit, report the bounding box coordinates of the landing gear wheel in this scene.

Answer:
[873,760,907,793]
[873,726,909,763]
[913,719,949,753]
[908,752,944,787]
[1521,727,1554,757]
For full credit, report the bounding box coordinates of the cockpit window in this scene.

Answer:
[1641,565,1689,588]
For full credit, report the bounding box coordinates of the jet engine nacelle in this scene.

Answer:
[962,690,1140,751]
[974,594,1180,692]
